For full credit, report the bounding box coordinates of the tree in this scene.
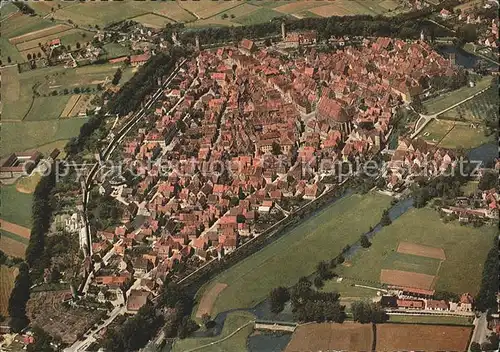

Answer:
[269,286,290,313]
[313,276,324,288]
[380,209,391,226]
[478,171,497,191]
[67,45,71,51]
[271,141,281,155]
[27,326,57,352]
[470,342,481,352]
[336,254,345,265]
[316,261,332,280]
[351,301,388,323]
[264,38,272,47]
[27,53,32,60]
[112,68,122,85]
[457,24,478,43]
[7,56,12,63]
[76,42,81,49]
[177,316,199,339]
[221,13,228,19]
[8,263,31,332]
[360,234,371,248]
[73,87,81,94]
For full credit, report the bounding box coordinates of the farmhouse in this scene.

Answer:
[0,151,42,180]
[130,53,151,67]
[426,299,449,311]
[397,299,425,309]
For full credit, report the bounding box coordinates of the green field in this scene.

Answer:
[438,123,493,149]
[387,315,473,326]
[328,207,496,296]
[172,311,255,352]
[103,43,131,59]
[0,185,33,228]
[0,37,25,64]
[195,192,392,316]
[24,96,72,121]
[423,76,493,115]
[1,14,54,39]
[0,230,29,246]
[0,118,88,157]
[420,119,493,149]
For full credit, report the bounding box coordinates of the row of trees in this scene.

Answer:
[474,238,499,312]
[8,263,31,332]
[107,49,184,116]
[179,6,455,47]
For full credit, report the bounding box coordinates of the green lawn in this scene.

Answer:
[196,192,392,316]
[382,251,441,276]
[0,185,33,228]
[330,207,496,296]
[439,86,498,123]
[0,37,25,64]
[438,123,493,149]
[103,43,131,59]
[423,76,493,115]
[461,181,479,196]
[24,96,72,121]
[420,120,454,145]
[172,311,255,352]
[0,118,88,157]
[387,315,473,326]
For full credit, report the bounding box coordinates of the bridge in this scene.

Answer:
[254,320,297,332]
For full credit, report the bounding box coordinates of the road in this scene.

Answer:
[410,85,492,138]
[470,312,492,349]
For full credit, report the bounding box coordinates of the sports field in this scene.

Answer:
[285,322,373,352]
[326,207,496,296]
[172,311,255,352]
[194,192,392,317]
[421,120,492,149]
[0,265,19,316]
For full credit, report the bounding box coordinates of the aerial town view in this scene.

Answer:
[0,0,498,351]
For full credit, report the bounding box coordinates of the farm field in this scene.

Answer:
[0,37,25,64]
[376,323,472,351]
[329,207,496,296]
[1,13,55,40]
[172,311,255,352]
[387,314,473,325]
[284,322,373,352]
[130,13,174,29]
[0,185,33,228]
[0,230,27,259]
[194,192,392,317]
[0,265,19,317]
[0,118,89,157]
[422,76,493,115]
[235,8,285,26]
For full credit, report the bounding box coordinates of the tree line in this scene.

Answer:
[474,237,499,313]
[178,3,459,47]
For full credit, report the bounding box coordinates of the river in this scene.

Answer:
[159,194,414,351]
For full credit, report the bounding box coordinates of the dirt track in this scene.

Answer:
[397,241,446,260]
[0,219,30,239]
[196,283,227,318]
[380,269,435,290]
